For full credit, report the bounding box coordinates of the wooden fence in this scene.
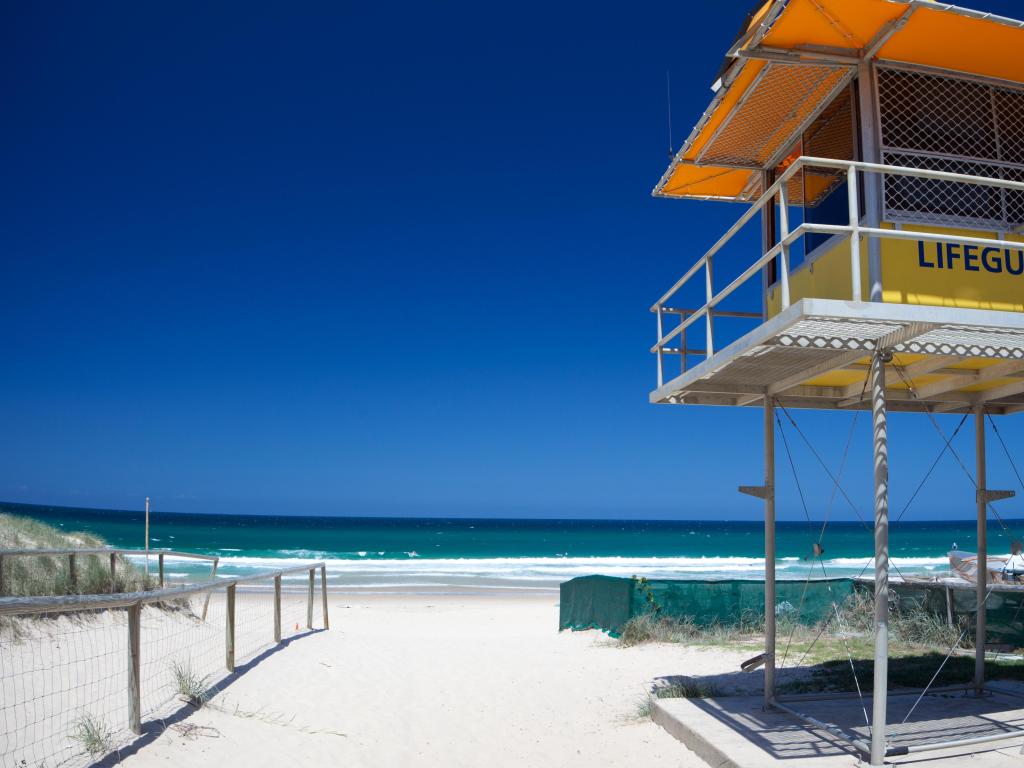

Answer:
[0,553,328,740]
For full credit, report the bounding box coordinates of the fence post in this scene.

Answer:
[158,553,165,588]
[109,553,117,593]
[274,575,282,642]
[226,584,236,672]
[320,565,329,631]
[201,558,219,621]
[0,554,4,596]
[68,553,77,593]
[307,568,314,629]
[127,602,142,735]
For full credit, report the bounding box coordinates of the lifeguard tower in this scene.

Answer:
[651,1,1024,764]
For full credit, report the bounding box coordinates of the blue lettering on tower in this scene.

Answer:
[915,240,1023,276]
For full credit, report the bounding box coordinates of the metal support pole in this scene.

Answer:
[764,397,776,708]
[705,258,714,358]
[856,60,884,302]
[225,584,236,672]
[307,568,315,629]
[847,165,862,302]
[127,602,141,735]
[777,186,791,310]
[975,405,987,693]
[321,565,330,631]
[274,575,282,642]
[656,307,664,388]
[870,351,890,766]
[760,169,777,321]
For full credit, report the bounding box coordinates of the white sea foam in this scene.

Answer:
[202,553,955,587]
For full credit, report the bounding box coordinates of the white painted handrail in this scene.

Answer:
[651,156,1024,387]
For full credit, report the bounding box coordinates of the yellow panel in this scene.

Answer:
[950,359,1010,371]
[802,370,865,388]
[880,226,1024,312]
[961,378,1019,393]
[758,0,908,52]
[767,225,1024,317]
[879,7,1024,85]
[659,165,755,200]
[766,235,870,317]
[759,1,1024,84]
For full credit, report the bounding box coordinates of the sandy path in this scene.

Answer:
[119,593,743,767]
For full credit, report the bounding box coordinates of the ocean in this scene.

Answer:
[3,501,1019,593]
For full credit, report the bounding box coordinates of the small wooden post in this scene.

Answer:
[109,553,117,593]
[320,565,329,631]
[225,584,236,672]
[0,554,5,596]
[201,558,219,621]
[274,575,282,642]
[68,553,77,593]
[127,602,142,735]
[158,553,165,588]
[307,568,315,629]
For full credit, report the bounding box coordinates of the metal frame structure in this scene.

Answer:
[651,69,1024,768]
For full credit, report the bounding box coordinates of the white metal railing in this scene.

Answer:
[651,156,1024,388]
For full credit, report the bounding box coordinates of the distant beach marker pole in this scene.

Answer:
[145,497,150,580]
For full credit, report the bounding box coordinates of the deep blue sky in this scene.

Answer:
[2,0,1023,520]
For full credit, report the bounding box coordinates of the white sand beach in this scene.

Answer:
[113,593,739,767]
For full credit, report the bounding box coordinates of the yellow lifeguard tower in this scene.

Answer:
[650,1,1024,764]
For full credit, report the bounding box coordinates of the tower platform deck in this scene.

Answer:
[650,299,1024,415]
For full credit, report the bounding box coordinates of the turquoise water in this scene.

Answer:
[3,501,1020,592]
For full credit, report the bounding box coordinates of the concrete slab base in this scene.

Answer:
[652,683,1024,766]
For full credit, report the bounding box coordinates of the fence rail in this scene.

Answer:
[651,156,1024,387]
[0,547,220,594]
[0,555,329,767]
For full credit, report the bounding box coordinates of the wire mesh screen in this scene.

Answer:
[878,67,1024,231]
[281,580,319,640]
[699,62,852,169]
[0,610,131,768]
[139,595,224,724]
[235,587,278,664]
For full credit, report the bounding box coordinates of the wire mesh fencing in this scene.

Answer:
[0,562,328,768]
[0,610,131,767]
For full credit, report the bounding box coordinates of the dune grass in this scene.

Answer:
[620,588,1018,699]
[71,713,114,756]
[171,658,217,708]
[0,513,153,597]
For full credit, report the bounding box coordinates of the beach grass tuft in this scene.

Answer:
[171,659,216,707]
[636,679,721,719]
[72,713,113,756]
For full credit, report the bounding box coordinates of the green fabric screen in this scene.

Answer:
[559,576,854,636]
